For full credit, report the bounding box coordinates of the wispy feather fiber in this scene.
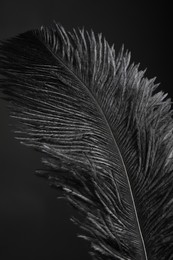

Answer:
[0,23,173,260]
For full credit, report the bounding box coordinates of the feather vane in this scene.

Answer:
[0,23,173,260]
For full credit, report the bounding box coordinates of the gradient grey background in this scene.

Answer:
[0,1,171,259]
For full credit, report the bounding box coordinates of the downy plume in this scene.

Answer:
[0,22,173,260]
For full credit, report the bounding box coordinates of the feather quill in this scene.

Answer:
[0,23,173,260]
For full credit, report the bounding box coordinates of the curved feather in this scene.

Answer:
[0,23,173,260]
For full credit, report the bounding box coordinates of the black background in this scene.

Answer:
[0,1,171,259]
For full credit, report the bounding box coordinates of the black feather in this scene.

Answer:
[0,22,173,260]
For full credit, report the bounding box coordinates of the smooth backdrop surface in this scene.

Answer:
[0,1,171,259]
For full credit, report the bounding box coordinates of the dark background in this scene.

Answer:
[0,1,171,259]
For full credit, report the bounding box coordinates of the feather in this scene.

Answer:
[0,22,173,260]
